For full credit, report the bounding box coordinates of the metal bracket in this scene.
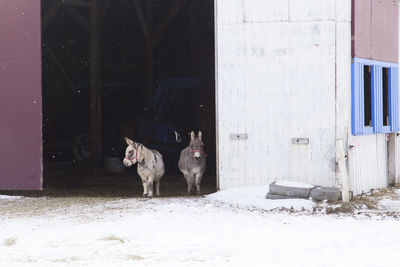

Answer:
[291,138,309,145]
[230,133,248,140]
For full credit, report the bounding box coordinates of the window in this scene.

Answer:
[364,66,372,127]
[383,67,389,127]
[352,58,399,135]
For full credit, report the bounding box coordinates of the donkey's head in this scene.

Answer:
[189,131,205,160]
[123,137,140,167]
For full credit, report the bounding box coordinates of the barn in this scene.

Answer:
[0,0,399,198]
[216,0,400,198]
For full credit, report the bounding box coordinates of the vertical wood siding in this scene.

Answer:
[216,0,350,189]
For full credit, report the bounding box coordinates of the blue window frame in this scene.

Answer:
[352,57,399,135]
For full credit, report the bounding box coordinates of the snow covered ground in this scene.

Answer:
[1,186,400,267]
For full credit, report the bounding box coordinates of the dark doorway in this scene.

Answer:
[41,0,216,196]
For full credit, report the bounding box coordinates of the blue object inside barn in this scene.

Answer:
[135,75,204,169]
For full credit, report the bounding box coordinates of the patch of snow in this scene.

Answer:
[377,189,400,212]
[1,188,400,266]
[275,181,315,189]
[0,195,23,200]
[207,186,314,211]
[378,199,399,211]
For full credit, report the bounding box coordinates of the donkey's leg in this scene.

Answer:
[195,173,203,195]
[142,180,148,197]
[139,174,148,197]
[142,181,149,197]
[147,175,155,197]
[155,176,160,197]
[187,182,193,195]
[183,173,192,195]
[186,174,196,195]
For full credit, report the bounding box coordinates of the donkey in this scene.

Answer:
[178,131,207,195]
[123,137,165,197]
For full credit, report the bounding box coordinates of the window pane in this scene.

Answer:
[364,65,372,127]
[382,67,389,126]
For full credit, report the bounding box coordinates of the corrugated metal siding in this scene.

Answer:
[396,132,400,184]
[216,0,348,189]
[348,134,388,195]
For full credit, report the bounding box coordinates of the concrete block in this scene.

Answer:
[269,181,314,199]
[265,192,304,199]
[310,187,340,202]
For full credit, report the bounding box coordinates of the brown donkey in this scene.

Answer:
[178,131,207,195]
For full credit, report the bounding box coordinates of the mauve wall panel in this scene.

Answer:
[371,0,398,62]
[353,0,398,63]
[352,0,372,60]
[0,0,42,190]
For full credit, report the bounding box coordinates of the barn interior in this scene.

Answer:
[41,0,216,196]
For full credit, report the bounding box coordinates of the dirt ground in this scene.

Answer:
[0,161,217,217]
[4,161,400,220]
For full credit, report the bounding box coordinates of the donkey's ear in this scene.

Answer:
[198,131,202,140]
[124,137,134,146]
[138,144,144,153]
[190,131,195,140]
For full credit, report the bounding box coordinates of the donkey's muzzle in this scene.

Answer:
[123,158,133,167]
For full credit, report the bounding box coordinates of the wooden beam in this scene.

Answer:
[42,0,63,31]
[101,0,111,21]
[90,0,102,164]
[43,40,76,94]
[63,0,91,8]
[143,0,154,103]
[388,133,397,186]
[42,0,91,32]
[62,4,91,31]
[130,0,186,44]
[131,0,187,104]
[124,0,187,103]
[133,0,150,39]
[144,42,154,103]
[337,139,350,202]
[146,0,154,33]
[143,0,186,103]
[151,0,186,44]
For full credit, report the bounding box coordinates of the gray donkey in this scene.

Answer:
[178,131,207,195]
[123,137,165,197]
